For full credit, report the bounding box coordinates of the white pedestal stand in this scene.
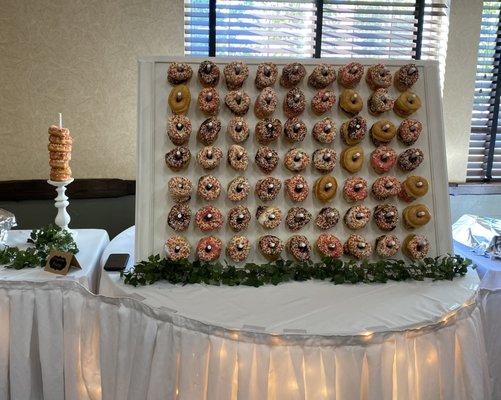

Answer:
[47,178,77,237]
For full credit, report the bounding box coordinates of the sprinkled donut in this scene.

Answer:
[308,64,336,89]
[284,148,310,172]
[394,91,422,118]
[197,175,222,201]
[226,236,251,263]
[254,87,278,119]
[339,89,363,116]
[316,234,343,258]
[343,176,368,203]
[340,146,364,173]
[373,204,399,231]
[255,177,282,202]
[338,62,364,88]
[370,119,396,146]
[227,176,250,202]
[168,177,193,203]
[397,119,422,146]
[167,115,192,145]
[165,146,191,171]
[167,203,191,231]
[312,148,337,173]
[283,87,306,118]
[168,85,191,115]
[315,207,340,230]
[375,234,401,258]
[340,116,367,145]
[285,207,312,231]
[195,205,224,231]
[255,118,282,144]
[366,64,392,90]
[398,148,424,172]
[395,64,419,92]
[198,60,220,87]
[402,204,431,229]
[197,146,223,170]
[344,205,371,230]
[370,146,397,174]
[255,146,279,173]
[165,236,191,261]
[399,176,429,202]
[402,234,429,260]
[284,117,307,142]
[227,117,249,143]
[228,206,251,232]
[371,176,401,201]
[256,206,282,229]
[285,175,309,202]
[197,117,221,145]
[280,62,306,88]
[255,62,278,89]
[225,90,250,116]
[168,63,193,85]
[368,88,394,116]
[227,144,248,171]
[344,234,373,259]
[288,235,312,261]
[196,236,223,262]
[313,117,336,144]
[311,89,336,115]
[258,235,284,260]
[314,175,337,202]
[224,61,249,90]
[197,88,220,116]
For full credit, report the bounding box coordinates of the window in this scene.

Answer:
[467,1,501,181]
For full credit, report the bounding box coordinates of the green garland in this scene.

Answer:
[122,254,472,287]
[0,225,78,269]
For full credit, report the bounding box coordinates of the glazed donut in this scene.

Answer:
[371,176,402,201]
[340,116,367,145]
[285,175,309,202]
[165,146,191,171]
[339,89,363,116]
[226,236,251,263]
[255,118,282,144]
[197,88,220,115]
[368,88,394,116]
[197,175,222,201]
[258,235,284,260]
[227,144,249,171]
[168,85,191,115]
[228,206,251,232]
[198,60,220,87]
[167,115,192,145]
[283,87,306,118]
[50,168,72,182]
[165,236,191,261]
[398,148,424,172]
[311,89,336,115]
[338,62,364,88]
[48,132,72,145]
[256,206,282,229]
[196,236,223,262]
[254,87,278,119]
[227,117,249,143]
[280,62,306,88]
[373,204,399,231]
[167,203,191,231]
[315,207,340,230]
[402,204,431,229]
[370,146,397,174]
[314,175,337,202]
[197,117,221,145]
[284,148,310,172]
[344,205,371,230]
[288,235,312,261]
[284,117,307,143]
[48,159,69,169]
[255,146,279,173]
[255,62,278,89]
[48,143,72,153]
[402,234,429,260]
[255,177,282,202]
[308,64,336,89]
[375,234,401,258]
[395,64,419,92]
[316,234,343,258]
[370,120,396,146]
[197,146,223,170]
[340,146,364,173]
[398,176,429,202]
[366,64,392,90]
[168,62,193,85]
[343,177,368,203]
[224,61,249,90]
[312,148,336,173]
[227,176,250,202]
[397,119,422,146]
[49,151,71,161]
[394,91,421,117]
[195,205,224,231]
[168,177,193,203]
[285,207,312,231]
[48,125,71,138]
[225,90,250,116]
[343,234,373,259]
[313,117,336,144]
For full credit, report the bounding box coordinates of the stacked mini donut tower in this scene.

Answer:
[48,115,73,182]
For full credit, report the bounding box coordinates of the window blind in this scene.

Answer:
[467,1,501,181]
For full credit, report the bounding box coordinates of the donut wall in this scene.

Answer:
[135,57,451,264]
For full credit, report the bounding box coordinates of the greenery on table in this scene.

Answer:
[0,225,78,269]
[122,254,472,287]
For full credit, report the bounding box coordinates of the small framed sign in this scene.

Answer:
[45,250,81,275]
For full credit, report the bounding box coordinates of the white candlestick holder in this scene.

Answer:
[47,178,76,236]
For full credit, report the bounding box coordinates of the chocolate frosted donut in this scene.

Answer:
[225,90,250,116]
[341,116,367,145]
[372,176,401,201]
[343,177,368,203]
[284,117,307,142]
[374,204,399,231]
[224,61,249,90]
[280,62,306,88]
[195,205,224,231]
[198,88,220,115]
[313,118,336,144]
[316,234,343,258]
[227,117,249,143]
[196,236,223,262]
[403,234,429,260]
[165,236,191,261]
[338,62,364,88]
[285,175,309,202]
[198,60,220,87]
[258,235,284,260]
[314,175,337,203]
[308,64,336,89]
[339,89,363,116]
[344,234,373,259]
[227,176,250,202]
[315,207,340,230]
[197,146,223,170]
[284,148,310,172]
[398,148,424,172]
[254,87,278,119]
[168,203,191,231]
[402,204,431,229]
[312,148,336,173]
[197,175,222,201]
[255,177,282,202]
[168,177,193,202]
[370,119,396,146]
[255,146,279,173]
[226,236,251,263]
[255,62,278,89]
[283,87,306,118]
[394,91,422,118]
[227,144,248,171]
[255,118,282,144]
[311,89,336,115]
[288,235,311,261]
[366,64,392,90]
[168,85,191,115]
[399,176,429,202]
[395,64,419,92]
[368,88,394,116]
[168,62,193,85]
[340,146,364,173]
[167,115,192,145]
[228,206,251,232]
[375,234,400,258]
[286,207,312,231]
[165,146,191,171]
[370,146,397,174]
[197,117,221,145]
[397,119,422,146]
[344,205,371,230]
[256,206,282,229]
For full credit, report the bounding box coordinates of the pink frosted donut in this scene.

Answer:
[371,176,401,201]
[285,175,309,202]
[316,234,343,258]
[370,146,397,174]
[343,177,368,203]
[196,236,223,262]
[338,62,364,88]
[195,205,224,231]
[311,89,336,115]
